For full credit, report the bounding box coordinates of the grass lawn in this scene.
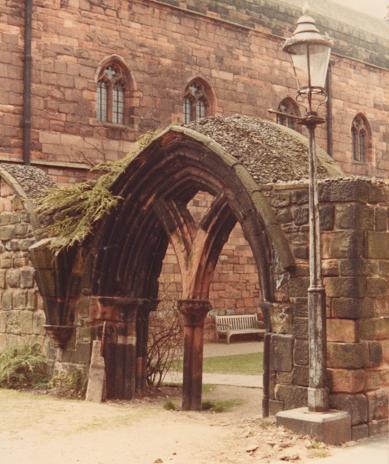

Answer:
[173,352,263,375]
[203,353,263,375]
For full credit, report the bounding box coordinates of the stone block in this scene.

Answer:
[5,268,20,287]
[20,267,35,288]
[270,304,293,334]
[351,424,369,441]
[327,342,368,369]
[328,368,366,393]
[369,419,389,436]
[14,223,29,237]
[277,371,293,384]
[13,289,27,309]
[367,389,389,421]
[324,277,366,298]
[366,232,389,259]
[86,340,106,402]
[293,317,307,339]
[292,190,308,205]
[360,317,389,340]
[0,225,15,241]
[293,207,309,226]
[374,207,387,231]
[270,334,293,372]
[331,297,363,319]
[275,384,307,409]
[319,205,334,231]
[339,258,367,276]
[366,341,383,367]
[0,270,5,289]
[322,259,339,277]
[319,180,370,204]
[271,193,290,208]
[2,289,13,310]
[365,368,389,390]
[292,245,308,259]
[293,365,308,387]
[294,338,308,366]
[366,277,389,297]
[277,208,292,224]
[322,231,364,259]
[335,203,374,230]
[288,278,309,298]
[276,407,351,445]
[327,319,358,343]
[0,254,13,268]
[33,310,46,335]
[19,310,33,334]
[329,393,368,425]
[269,399,284,415]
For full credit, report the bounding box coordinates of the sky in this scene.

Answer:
[328,0,387,18]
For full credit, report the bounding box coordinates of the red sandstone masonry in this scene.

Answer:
[1,0,389,181]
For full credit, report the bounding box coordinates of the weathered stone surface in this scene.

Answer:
[366,277,389,297]
[294,339,308,366]
[324,277,366,298]
[322,231,364,259]
[13,289,27,310]
[374,207,387,231]
[319,205,334,231]
[319,180,370,204]
[293,207,308,226]
[331,297,363,320]
[19,311,33,334]
[293,317,307,339]
[270,304,293,334]
[20,267,35,288]
[360,318,389,340]
[276,407,351,445]
[328,368,366,393]
[2,289,13,310]
[366,232,389,259]
[270,334,293,372]
[368,419,389,436]
[327,342,368,369]
[269,399,284,415]
[277,371,294,384]
[335,203,374,230]
[275,385,307,409]
[293,365,308,387]
[351,424,369,440]
[292,245,308,260]
[327,319,358,343]
[322,259,339,277]
[0,225,15,241]
[339,258,367,277]
[367,388,389,420]
[365,369,389,390]
[366,341,383,367]
[329,393,368,425]
[5,268,20,287]
[288,278,309,298]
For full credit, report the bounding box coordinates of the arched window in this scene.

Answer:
[183,79,213,123]
[96,60,131,125]
[352,114,371,162]
[277,98,301,132]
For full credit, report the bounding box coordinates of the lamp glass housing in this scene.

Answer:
[288,42,331,93]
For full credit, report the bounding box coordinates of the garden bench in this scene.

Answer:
[214,314,265,344]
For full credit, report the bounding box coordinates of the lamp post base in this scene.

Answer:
[276,407,351,445]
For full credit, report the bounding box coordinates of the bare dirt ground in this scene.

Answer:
[0,387,341,464]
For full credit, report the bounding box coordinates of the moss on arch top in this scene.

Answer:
[183,115,342,184]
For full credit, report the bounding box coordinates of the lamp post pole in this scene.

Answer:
[303,115,328,412]
[282,6,333,412]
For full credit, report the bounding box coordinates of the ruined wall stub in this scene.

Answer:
[267,178,389,440]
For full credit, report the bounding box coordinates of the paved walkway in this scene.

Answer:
[204,341,263,358]
[164,371,262,388]
[310,435,389,464]
[165,341,263,388]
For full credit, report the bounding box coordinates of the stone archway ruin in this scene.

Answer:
[20,116,388,435]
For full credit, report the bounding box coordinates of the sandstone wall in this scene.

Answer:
[0,175,45,351]
[1,0,389,181]
[266,179,389,439]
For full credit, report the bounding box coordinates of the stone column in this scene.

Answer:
[135,299,157,393]
[178,299,211,411]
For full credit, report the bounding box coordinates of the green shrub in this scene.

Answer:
[0,343,50,389]
[163,400,177,411]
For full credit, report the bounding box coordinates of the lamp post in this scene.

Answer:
[283,5,333,412]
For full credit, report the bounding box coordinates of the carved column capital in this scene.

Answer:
[178,299,211,327]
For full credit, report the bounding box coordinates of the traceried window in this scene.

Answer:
[352,114,370,162]
[96,61,129,125]
[277,97,301,132]
[183,79,212,124]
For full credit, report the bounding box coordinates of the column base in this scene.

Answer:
[276,407,351,445]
